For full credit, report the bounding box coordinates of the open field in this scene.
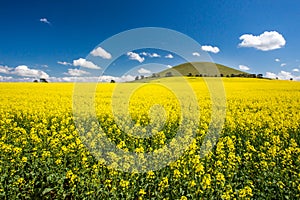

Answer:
[1,78,300,199]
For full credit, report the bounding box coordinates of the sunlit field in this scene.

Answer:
[1,78,300,199]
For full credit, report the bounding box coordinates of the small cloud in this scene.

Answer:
[40,18,50,24]
[64,68,90,76]
[149,53,161,58]
[165,54,174,58]
[166,65,172,68]
[127,52,145,63]
[13,65,49,78]
[192,52,200,57]
[58,61,72,66]
[201,45,220,53]
[239,65,250,71]
[0,65,13,74]
[280,63,286,67]
[73,58,101,69]
[275,58,280,62]
[140,52,148,56]
[90,47,112,59]
[239,31,286,51]
[139,52,161,58]
[0,75,13,82]
[138,68,151,74]
[292,68,299,72]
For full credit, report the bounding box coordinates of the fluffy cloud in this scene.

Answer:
[265,70,300,80]
[166,65,172,68]
[275,58,280,62]
[14,65,49,78]
[239,31,286,51]
[138,68,151,74]
[201,45,220,53]
[165,54,174,58]
[0,65,49,78]
[64,69,90,76]
[40,18,50,24]
[0,65,12,74]
[73,58,101,69]
[292,68,299,72]
[239,65,250,71]
[127,52,145,63]
[280,63,286,67]
[149,53,160,58]
[0,75,13,81]
[90,47,112,59]
[57,61,72,66]
[192,52,200,57]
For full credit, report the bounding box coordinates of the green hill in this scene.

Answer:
[157,62,248,77]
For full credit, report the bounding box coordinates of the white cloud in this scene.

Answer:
[58,61,72,66]
[239,31,286,51]
[280,63,286,67]
[275,58,280,62]
[73,58,101,69]
[140,52,148,56]
[0,65,49,78]
[265,70,300,80]
[166,65,172,68]
[138,68,151,74]
[239,65,250,71]
[40,18,50,24]
[0,65,12,74]
[127,52,145,63]
[139,52,161,58]
[165,54,174,58]
[64,69,90,76]
[90,47,112,59]
[149,53,160,58]
[201,45,220,53]
[13,65,49,78]
[292,68,299,72]
[0,75,13,82]
[192,52,200,57]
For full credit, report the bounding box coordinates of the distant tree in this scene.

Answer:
[231,74,235,77]
[141,75,144,79]
[199,74,203,77]
[195,74,199,77]
[220,74,224,77]
[276,77,278,80]
[40,78,48,83]
[152,73,157,78]
[257,74,263,78]
[215,74,218,77]
[110,80,115,83]
[290,78,293,81]
[135,76,139,80]
[226,75,230,77]
[33,80,38,82]
[187,72,192,77]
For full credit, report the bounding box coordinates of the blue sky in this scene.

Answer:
[0,0,300,81]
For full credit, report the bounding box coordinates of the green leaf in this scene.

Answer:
[42,188,53,195]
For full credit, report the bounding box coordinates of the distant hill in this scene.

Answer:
[156,62,248,77]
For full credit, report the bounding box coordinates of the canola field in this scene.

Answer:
[1,78,300,199]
